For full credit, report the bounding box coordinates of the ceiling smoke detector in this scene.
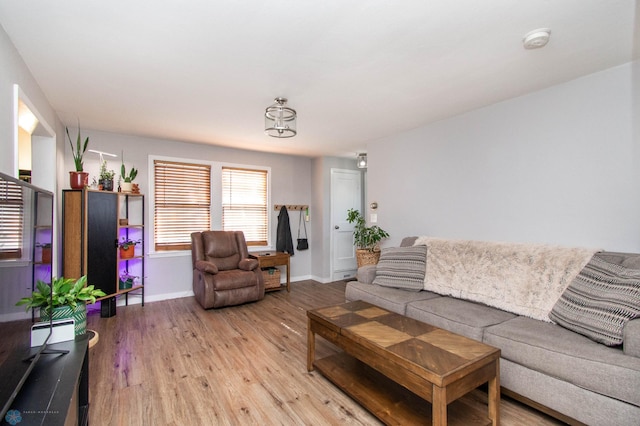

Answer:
[523,28,551,49]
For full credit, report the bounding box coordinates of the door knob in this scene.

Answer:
[335,225,339,229]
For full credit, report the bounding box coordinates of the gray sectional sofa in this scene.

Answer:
[345,236,640,426]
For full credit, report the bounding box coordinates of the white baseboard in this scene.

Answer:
[113,290,195,306]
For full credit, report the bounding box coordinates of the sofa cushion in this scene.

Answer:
[406,297,516,342]
[345,281,439,315]
[624,318,640,357]
[549,255,640,346]
[356,264,377,284]
[484,316,640,406]
[373,245,427,291]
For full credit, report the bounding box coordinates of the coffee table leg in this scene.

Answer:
[432,385,447,426]
[488,358,500,426]
[307,318,315,372]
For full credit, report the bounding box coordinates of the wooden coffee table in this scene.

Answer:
[307,301,500,426]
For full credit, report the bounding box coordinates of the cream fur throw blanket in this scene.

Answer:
[414,237,599,322]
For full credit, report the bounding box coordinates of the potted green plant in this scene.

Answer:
[98,158,115,191]
[16,276,105,336]
[118,238,140,259]
[36,242,52,264]
[120,157,138,193]
[119,271,138,290]
[66,123,89,189]
[346,208,390,267]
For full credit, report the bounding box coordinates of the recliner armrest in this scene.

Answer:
[623,318,640,358]
[239,258,259,271]
[195,260,219,274]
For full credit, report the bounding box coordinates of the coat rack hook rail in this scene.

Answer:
[274,204,309,211]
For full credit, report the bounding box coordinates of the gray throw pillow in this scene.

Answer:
[373,245,427,292]
[549,255,640,346]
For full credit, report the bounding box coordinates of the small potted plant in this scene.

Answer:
[120,159,138,193]
[119,271,138,290]
[346,208,390,267]
[98,159,115,191]
[36,242,52,264]
[16,276,105,336]
[66,123,89,189]
[118,238,140,259]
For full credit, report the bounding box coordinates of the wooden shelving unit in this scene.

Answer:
[62,189,145,318]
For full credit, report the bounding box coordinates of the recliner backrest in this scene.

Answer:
[192,230,252,272]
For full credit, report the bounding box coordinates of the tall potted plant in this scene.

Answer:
[346,208,390,267]
[66,124,89,189]
[16,276,105,336]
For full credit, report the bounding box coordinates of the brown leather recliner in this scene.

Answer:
[191,231,265,309]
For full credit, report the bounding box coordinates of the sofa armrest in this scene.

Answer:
[195,260,219,274]
[239,258,259,271]
[356,265,377,284]
[623,318,640,357]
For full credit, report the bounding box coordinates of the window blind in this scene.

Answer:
[0,180,24,259]
[222,167,267,246]
[154,160,211,251]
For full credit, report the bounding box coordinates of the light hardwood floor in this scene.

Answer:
[85,280,565,425]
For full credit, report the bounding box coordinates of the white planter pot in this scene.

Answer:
[121,182,133,192]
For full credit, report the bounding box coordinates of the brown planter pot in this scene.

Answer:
[69,171,89,189]
[119,246,135,259]
[356,249,381,268]
[41,247,51,264]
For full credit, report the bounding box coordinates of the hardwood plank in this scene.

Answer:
[80,280,565,425]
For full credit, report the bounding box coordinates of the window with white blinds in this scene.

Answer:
[154,160,211,251]
[0,179,24,259]
[222,167,268,246]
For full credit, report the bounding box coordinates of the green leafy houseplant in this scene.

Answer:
[346,208,390,252]
[16,275,106,312]
[118,238,140,250]
[66,124,89,172]
[120,151,138,183]
[120,163,138,183]
[99,159,115,181]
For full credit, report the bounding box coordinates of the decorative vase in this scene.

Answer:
[120,246,135,259]
[40,304,87,336]
[120,182,133,192]
[69,171,89,190]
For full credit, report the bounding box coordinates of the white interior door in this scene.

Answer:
[331,169,362,280]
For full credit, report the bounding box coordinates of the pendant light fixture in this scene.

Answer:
[356,153,367,169]
[265,97,297,138]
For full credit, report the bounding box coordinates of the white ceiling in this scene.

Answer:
[0,1,638,158]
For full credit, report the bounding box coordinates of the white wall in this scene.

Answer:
[0,24,64,321]
[0,26,61,176]
[368,61,640,252]
[65,130,314,302]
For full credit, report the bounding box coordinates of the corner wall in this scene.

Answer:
[368,61,640,252]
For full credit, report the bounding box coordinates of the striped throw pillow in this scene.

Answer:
[549,255,640,346]
[373,245,427,292]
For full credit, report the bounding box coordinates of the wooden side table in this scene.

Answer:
[250,251,291,292]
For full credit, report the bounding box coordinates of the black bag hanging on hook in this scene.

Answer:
[297,210,309,250]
